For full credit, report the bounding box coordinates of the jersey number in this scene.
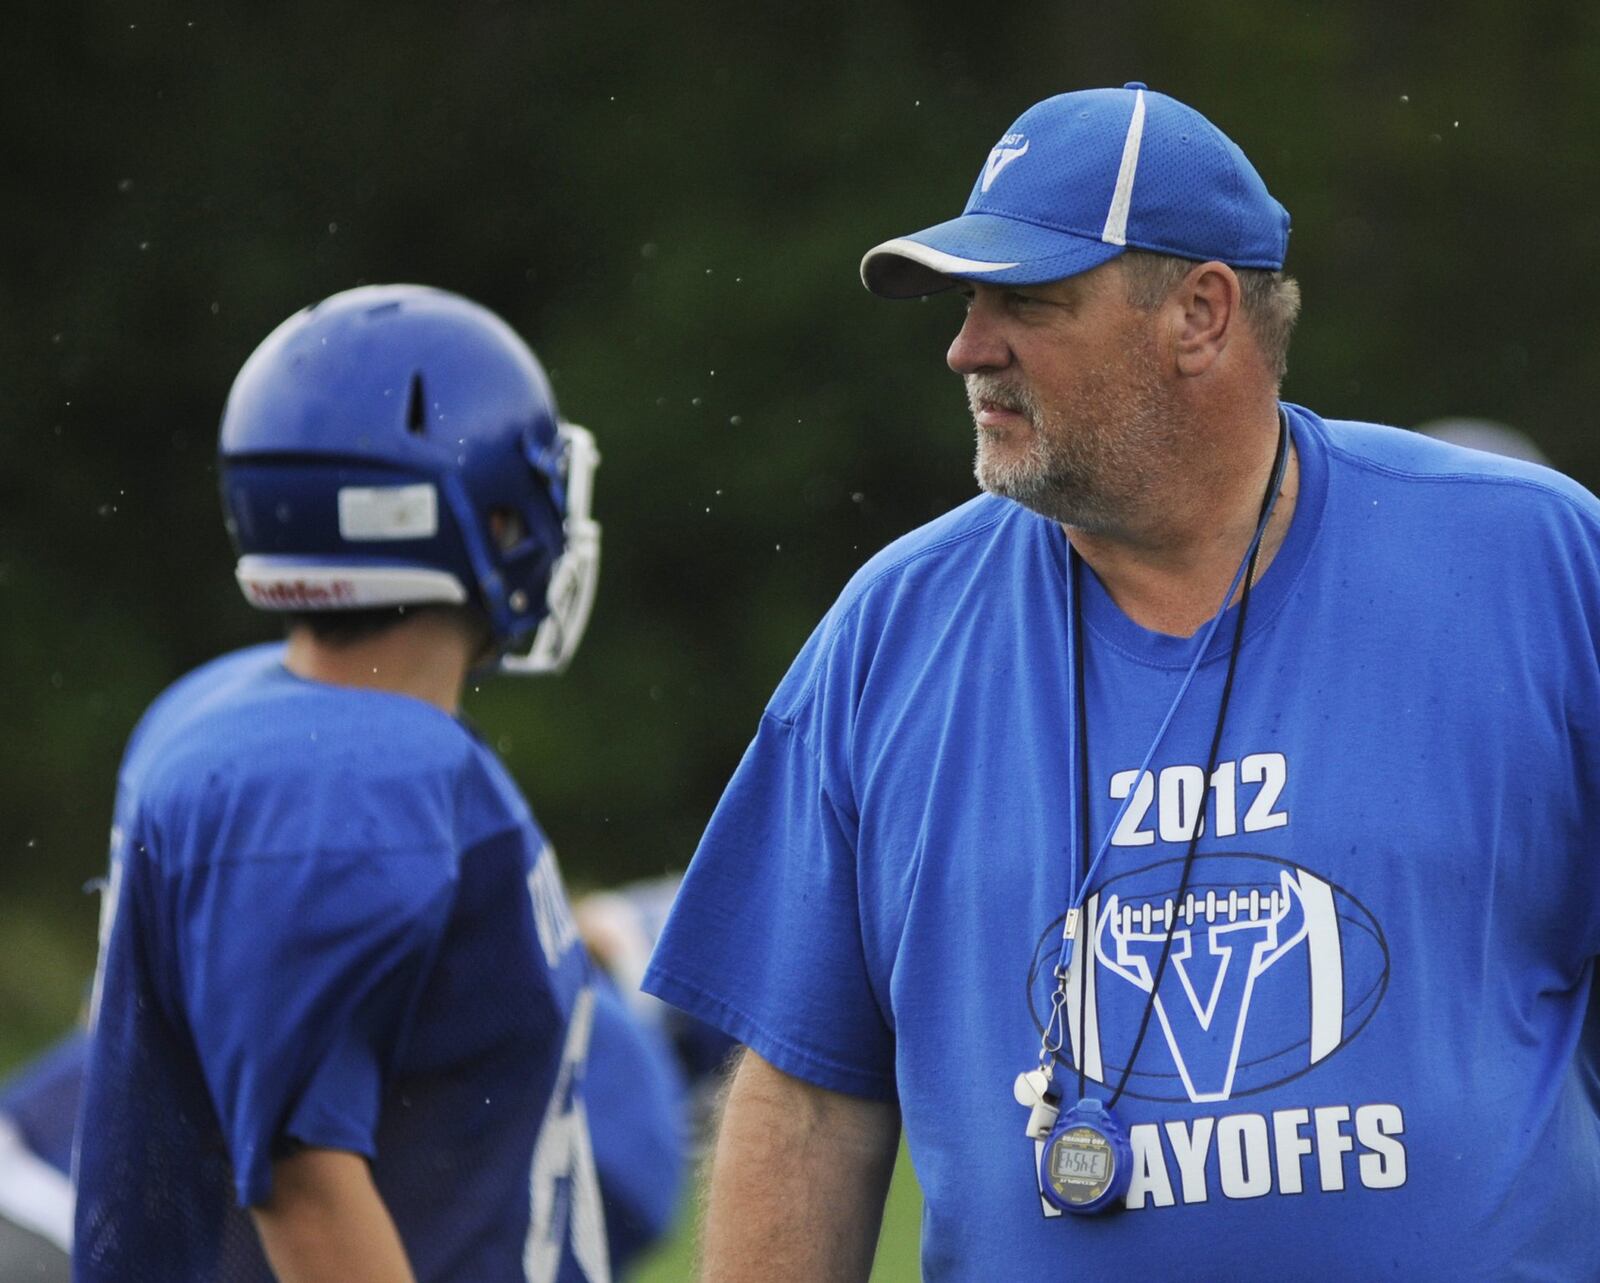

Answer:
[524,984,610,1283]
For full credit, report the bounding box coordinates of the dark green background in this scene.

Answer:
[4,1,1599,1062]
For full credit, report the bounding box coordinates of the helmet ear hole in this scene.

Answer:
[488,505,529,554]
[406,373,427,434]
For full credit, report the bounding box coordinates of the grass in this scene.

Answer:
[633,1140,924,1282]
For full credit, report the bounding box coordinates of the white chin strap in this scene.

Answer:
[500,423,601,676]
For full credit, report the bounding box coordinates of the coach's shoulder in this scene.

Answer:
[1323,417,1600,545]
[1325,417,1596,508]
[766,495,1024,722]
[838,493,1019,608]
[798,493,1022,659]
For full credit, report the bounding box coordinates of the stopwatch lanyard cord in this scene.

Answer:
[1071,559,1093,1102]
[1101,516,1264,1109]
[1073,416,1286,1109]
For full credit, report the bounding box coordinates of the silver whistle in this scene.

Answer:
[1012,1069,1060,1140]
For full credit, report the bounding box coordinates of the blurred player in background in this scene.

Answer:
[1414,416,1551,466]
[71,285,631,1282]
[578,876,740,1139]
[0,1033,77,1280]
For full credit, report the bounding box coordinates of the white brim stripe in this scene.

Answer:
[859,237,1021,287]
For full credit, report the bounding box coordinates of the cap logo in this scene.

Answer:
[1100,89,1147,246]
[981,134,1030,192]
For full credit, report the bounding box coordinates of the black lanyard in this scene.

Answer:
[1064,411,1289,1106]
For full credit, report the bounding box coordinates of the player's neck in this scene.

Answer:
[1064,415,1298,638]
[282,612,481,715]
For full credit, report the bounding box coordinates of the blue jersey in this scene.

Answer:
[579,875,739,1085]
[584,979,686,1267]
[0,1034,81,1256]
[646,405,1600,1280]
[7,1000,683,1277]
[76,645,610,1282]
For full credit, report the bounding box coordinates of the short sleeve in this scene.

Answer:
[173,847,454,1205]
[643,710,896,1100]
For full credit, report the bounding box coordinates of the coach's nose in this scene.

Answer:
[947,289,1013,374]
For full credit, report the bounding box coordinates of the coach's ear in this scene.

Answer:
[1172,261,1240,378]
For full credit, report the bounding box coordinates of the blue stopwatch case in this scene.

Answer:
[1038,1098,1133,1215]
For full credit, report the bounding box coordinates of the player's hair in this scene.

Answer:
[1119,250,1301,385]
[283,603,493,651]
[283,607,417,645]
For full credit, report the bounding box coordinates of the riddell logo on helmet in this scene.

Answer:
[245,580,357,608]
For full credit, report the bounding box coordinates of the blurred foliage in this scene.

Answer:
[4,0,1600,1059]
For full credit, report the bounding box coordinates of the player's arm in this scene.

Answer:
[250,1147,415,1283]
[701,1049,900,1283]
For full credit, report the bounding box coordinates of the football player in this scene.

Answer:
[73,285,626,1281]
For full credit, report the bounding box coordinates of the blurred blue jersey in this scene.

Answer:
[0,1033,80,1258]
[0,1033,82,1181]
[8,1000,685,1277]
[75,644,610,1282]
[579,876,738,1086]
[584,980,687,1267]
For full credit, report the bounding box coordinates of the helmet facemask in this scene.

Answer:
[500,423,601,675]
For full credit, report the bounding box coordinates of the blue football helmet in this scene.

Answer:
[218,284,600,674]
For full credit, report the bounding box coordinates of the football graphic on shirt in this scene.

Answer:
[1029,854,1389,1103]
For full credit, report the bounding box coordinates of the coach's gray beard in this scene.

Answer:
[971,385,1049,494]
[969,377,1120,530]
[967,355,1179,532]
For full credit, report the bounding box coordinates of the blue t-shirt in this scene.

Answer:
[75,645,610,1282]
[645,405,1600,1280]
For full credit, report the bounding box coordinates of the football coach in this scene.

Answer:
[646,84,1600,1280]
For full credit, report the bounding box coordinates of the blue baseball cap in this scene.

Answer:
[860,84,1291,298]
